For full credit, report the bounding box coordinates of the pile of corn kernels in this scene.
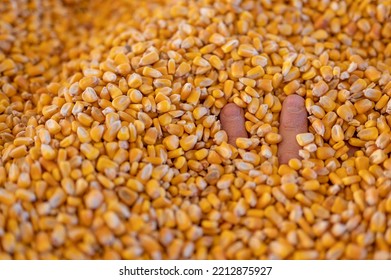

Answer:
[1,0,391,259]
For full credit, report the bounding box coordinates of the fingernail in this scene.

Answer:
[222,104,241,117]
[287,103,304,113]
[284,95,305,113]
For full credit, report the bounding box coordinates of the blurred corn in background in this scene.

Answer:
[0,0,391,260]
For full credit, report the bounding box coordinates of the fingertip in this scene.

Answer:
[284,94,305,105]
[220,103,248,147]
[280,94,308,130]
[221,103,242,118]
[283,95,305,113]
[278,94,308,164]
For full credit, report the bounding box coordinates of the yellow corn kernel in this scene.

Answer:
[161,136,179,153]
[9,145,28,159]
[302,67,317,80]
[287,158,302,170]
[350,79,367,93]
[144,127,158,145]
[221,39,239,53]
[348,138,366,147]
[364,88,382,101]
[354,99,374,114]
[370,211,386,233]
[342,175,361,185]
[96,156,118,172]
[296,133,315,146]
[369,149,387,164]
[357,127,378,141]
[139,51,159,66]
[258,79,273,92]
[281,183,298,198]
[143,66,162,78]
[231,61,244,78]
[179,135,198,151]
[112,95,131,111]
[283,80,300,95]
[128,73,143,88]
[175,62,191,77]
[80,143,100,160]
[337,104,354,122]
[265,132,282,144]
[315,146,335,160]
[0,59,16,73]
[331,124,344,142]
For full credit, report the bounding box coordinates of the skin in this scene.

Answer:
[221,94,358,164]
[219,102,248,147]
[277,95,308,164]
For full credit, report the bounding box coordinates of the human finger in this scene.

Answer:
[278,95,308,164]
[220,103,248,147]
